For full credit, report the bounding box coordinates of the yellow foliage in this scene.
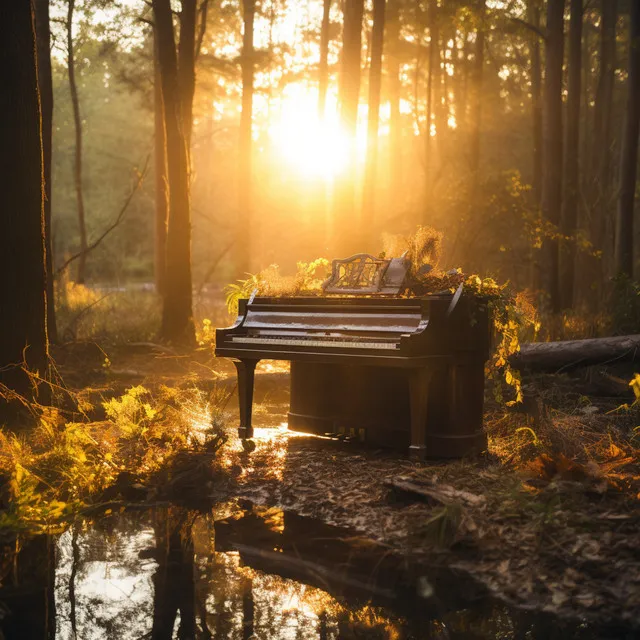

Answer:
[225,258,330,314]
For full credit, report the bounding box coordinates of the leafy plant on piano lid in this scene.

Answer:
[224,258,330,314]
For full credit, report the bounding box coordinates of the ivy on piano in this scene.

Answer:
[463,275,539,406]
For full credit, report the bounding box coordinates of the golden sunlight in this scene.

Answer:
[268,84,368,180]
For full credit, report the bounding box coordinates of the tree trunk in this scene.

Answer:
[529,0,543,292]
[34,0,57,344]
[541,0,565,314]
[614,0,640,277]
[423,0,438,205]
[529,0,542,204]
[386,0,401,199]
[560,0,583,309]
[335,0,365,252]
[361,0,386,236]
[153,29,168,297]
[67,0,88,285]
[591,0,617,281]
[338,0,365,153]
[318,0,331,119]
[468,0,485,185]
[238,0,255,274]
[0,0,49,402]
[178,0,197,153]
[512,334,640,371]
[153,0,195,345]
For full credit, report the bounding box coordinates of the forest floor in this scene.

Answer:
[14,341,640,633]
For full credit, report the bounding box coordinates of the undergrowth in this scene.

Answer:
[55,279,160,343]
[0,383,234,534]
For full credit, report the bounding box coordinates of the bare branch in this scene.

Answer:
[55,156,150,278]
[195,0,211,60]
[509,17,547,42]
[197,240,235,294]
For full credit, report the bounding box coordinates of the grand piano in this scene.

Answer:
[215,254,492,459]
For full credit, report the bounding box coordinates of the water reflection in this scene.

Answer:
[0,502,614,639]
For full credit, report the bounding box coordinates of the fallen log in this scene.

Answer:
[511,334,640,372]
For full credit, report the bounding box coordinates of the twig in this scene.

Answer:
[509,16,547,42]
[196,240,235,294]
[55,155,150,278]
[195,0,211,61]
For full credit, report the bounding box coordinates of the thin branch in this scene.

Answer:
[196,240,235,294]
[55,156,150,278]
[195,0,211,61]
[509,16,547,42]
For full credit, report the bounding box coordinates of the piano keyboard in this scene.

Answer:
[231,336,399,350]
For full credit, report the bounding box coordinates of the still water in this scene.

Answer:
[0,501,618,639]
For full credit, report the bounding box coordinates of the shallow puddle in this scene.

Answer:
[0,501,618,639]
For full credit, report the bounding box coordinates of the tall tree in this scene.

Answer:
[318,0,332,119]
[469,0,486,184]
[614,0,640,277]
[153,28,169,296]
[361,0,386,232]
[529,0,543,204]
[335,0,365,251]
[178,0,197,152]
[34,0,57,344]
[423,0,438,198]
[153,0,196,344]
[67,0,89,284]
[541,0,565,313]
[560,0,583,309]
[238,0,256,274]
[339,0,365,143]
[591,0,617,263]
[0,0,49,401]
[386,0,402,198]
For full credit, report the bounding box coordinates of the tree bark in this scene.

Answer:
[153,0,195,345]
[153,29,168,297]
[318,0,331,119]
[469,0,486,186]
[386,0,401,198]
[34,0,57,344]
[334,0,365,252]
[67,0,88,285]
[0,0,49,401]
[591,0,617,279]
[238,0,255,274]
[338,0,365,148]
[614,0,640,277]
[512,334,640,371]
[178,0,197,153]
[560,0,583,310]
[529,0,543,292]
[361,0,386,234]
[423,0,438,203]
[529,0,542,204]
[541,0,565,314]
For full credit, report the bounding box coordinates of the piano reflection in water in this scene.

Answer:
[215,254,492,460]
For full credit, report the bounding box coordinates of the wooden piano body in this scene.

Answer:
[215,294,492,459]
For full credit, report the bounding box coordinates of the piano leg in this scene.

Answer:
[233,359,259,439]
[408,367,433,461]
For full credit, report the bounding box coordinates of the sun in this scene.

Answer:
[268,84,355,180]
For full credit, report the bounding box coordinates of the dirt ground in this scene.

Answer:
[53,341,640,634]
